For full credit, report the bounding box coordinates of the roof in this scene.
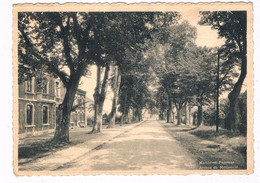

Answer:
[76,88,86,95]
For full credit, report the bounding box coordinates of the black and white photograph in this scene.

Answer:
[12,3,253,175]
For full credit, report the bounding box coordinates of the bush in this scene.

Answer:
[102,113,109,124]
[238,91,247,134]
[87,116,94,126]
[203,91,247,134]
[115,116,122,123]
[203,105,215,126]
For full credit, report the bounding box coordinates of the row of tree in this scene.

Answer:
[18,12,180,142]
[145,11,247,133]
[144,20,218,126]
[18,11,247,142]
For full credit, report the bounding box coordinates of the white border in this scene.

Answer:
[1,0,259,182]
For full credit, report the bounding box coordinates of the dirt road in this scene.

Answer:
[19,119,246,174]
[53,120,198,172]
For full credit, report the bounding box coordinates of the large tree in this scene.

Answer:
[18,12,109,142]
[107,65,121,128]
[200,11,247,131]
[190,47,218,126]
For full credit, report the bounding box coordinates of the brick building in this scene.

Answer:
[18,76,87,137]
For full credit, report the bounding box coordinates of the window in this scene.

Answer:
[42,106,48,124]
[81,112,85,122]
[81,97,85,106]
[26,78,33,92]
[42,78,48,94]
[55,81,60,97]
[80,112,83,121]
[78,98,81,105]
[26,104,33,125]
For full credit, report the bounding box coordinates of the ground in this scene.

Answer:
[18,120,246,173]
[163,123,246,169]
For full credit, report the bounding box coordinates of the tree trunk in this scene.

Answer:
[91,64,110,133]
[224,93,242,131]
[184,103,187,125]
[92,111,103,132]
[166,94,173,123]
[176,108,182,125]
[120,91,129,125]
[161,111,164,120]
[53,75,80,142]
[166,109,170,123]
[192,112,198,125]
[193,112,197,125]
[121,108,130,124]
[120,115,124,126]
[120,113,125,126]
[121,111,127,125]
[128,109,132,124]
[174,102,183,125]
[107,66,121,128]
[107,97,117,128]
[159,110,165,120]
[137,107,142,122]
[197,103,203,127]
[54,104,70,143]
[167,109,174,123]
[139,111,142,121]
[188,105,191,125]
[224,55,247,131]
[92,66,101,132]
[132,108,136,122]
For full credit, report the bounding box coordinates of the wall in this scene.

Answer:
[18,76,87,135]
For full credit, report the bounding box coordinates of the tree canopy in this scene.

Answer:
[200,11,247,131]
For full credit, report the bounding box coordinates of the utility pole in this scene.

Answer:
[216,50,220,132]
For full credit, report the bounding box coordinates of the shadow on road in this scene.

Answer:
[19,140,75,164]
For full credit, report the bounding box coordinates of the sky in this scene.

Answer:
[179,10,225,47]
[79,11,226,113]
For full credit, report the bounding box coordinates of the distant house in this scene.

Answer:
[18,76,87,137]
[70,89,87,127]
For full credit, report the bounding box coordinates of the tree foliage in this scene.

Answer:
[19,12,109,141]
[200,11,247,131]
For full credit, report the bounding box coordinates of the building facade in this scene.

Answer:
[70,89,87,127]
[18,76,87,137]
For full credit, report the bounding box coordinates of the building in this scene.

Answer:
[18,76,87,137]
[70,89,87,127]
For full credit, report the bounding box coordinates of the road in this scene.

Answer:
[54,120,198,172]
[19,120,198,173]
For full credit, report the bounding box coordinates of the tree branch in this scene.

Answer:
[47,64,70,88]
[19,27,70,87]
[100,64,110,102]
[49,13,76,74]
[218,64,234,87]
[71,13,82,49]
[71,101,87,112]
